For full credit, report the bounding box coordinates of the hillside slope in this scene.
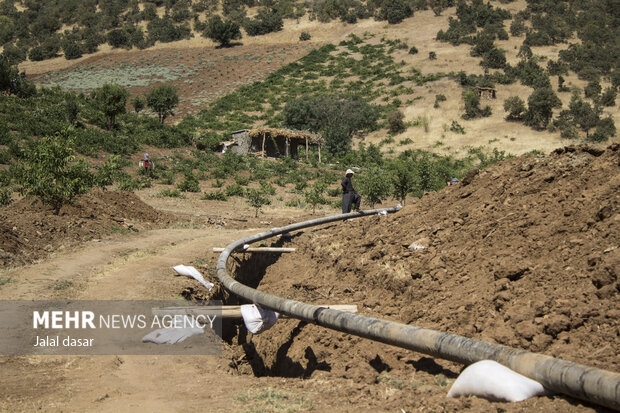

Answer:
[233,144,619,411]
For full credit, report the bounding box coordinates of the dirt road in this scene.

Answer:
[0,226,321,412]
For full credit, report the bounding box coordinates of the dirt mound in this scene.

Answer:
[227,144,619,411]
[0,189,178,267]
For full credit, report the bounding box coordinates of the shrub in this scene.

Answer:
[449,121,466,134]
[225,183,245,197]
[201,190,228,201]
[246,188,271,217]
[462,89,491,119]
[386,109,406,134]
[429,51,437,60]
[177,173,201,192]
[158,188,185,198]
[0,187,13,206]
[131,96,146,113]
[107,29,130,48]
[358,167,392,207]
[299,31,311,41]
[304,180,327,214]
[408,46,418,55]
[235,175,250,186]
[260,181,276,195]
[15,128,93,215]
[600,87,617,107]
[62,39,83,59]
[434,94,447,108]
[244,8,283,36]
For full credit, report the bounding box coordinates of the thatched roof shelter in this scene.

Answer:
[247,127,323,161]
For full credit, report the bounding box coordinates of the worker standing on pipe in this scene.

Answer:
[341,169,361,213]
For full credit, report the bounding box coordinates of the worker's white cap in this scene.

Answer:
[345,169,354,175]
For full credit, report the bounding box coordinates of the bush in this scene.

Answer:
[107,29,130,48]
[434,94,447,108]
[62,39,83,59]
[358,167,392,208]
[259,181,276,195]
[408,46,418,55]
[177,173,201,192]
[201,190,228,201]
[225,183,245,197]
[246,188,271,217]
[304,180,327,214]
[387,109,406,134]
[0,187,13,206]
[299,31,311,41]
[158,188,185,198]
[244,8,283,36]
[429,51,437,60]
[131,96,146,113]
[462,89,491,119]
[14,128,93,215]
[449,121,466,134]
[600,87,617,107]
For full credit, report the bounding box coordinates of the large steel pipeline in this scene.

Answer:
[216,207,620,410]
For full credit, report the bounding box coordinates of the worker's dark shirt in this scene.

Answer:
[341,176,355,194]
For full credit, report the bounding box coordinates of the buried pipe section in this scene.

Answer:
[216,207,620,410]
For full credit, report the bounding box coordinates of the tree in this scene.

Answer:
[146,84,179,123]
[304,180,327,214]
[14,128,93,215]
[504,96,527,121]
[62,38,83,60]
[390,158,415,205]
[131,95,146,113]
[203,15,241,47]
[358,167,392,208]
[246,188,271,217]
[107,29,130,48]
[525,88,562,130]
[244,7,283,36]
[600,87,617,107]
[93,83,129,130]
[283,94,379,156]
[568,94,599,138]
[379,0,413,24]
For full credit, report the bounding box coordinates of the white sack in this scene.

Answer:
[142,316,204,344]
[173,265,214,291]
[240,304,279,334]
[447,360,546,402]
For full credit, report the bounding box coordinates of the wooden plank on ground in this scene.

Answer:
[212,247,296,253]
[152,304,357,319]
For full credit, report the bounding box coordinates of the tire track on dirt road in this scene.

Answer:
[0,227,260,301]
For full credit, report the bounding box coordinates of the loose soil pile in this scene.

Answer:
[0,189,177,267]
[227,144,619,411]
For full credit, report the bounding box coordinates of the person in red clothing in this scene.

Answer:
[143,153,150,174]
